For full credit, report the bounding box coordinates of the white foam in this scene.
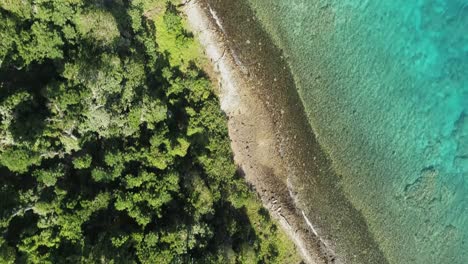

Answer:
[208,6,226,35]
[302,210,319,237]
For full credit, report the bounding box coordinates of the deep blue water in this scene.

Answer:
[247,0,468,263]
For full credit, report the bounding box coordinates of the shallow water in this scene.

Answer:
[246,0,468,263]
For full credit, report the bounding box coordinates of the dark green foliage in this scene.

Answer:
[0,1,298,263]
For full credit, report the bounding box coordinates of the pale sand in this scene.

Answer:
[183,2,332,263]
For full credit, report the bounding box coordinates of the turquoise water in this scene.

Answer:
[246,0,468,263]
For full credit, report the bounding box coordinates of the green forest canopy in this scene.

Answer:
[0,0,299,263]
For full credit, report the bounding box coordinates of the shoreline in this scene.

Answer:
[183,0,389,263]
[183,2,331,264]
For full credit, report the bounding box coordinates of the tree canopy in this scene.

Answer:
[0,0,299,263]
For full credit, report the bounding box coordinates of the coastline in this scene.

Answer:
[183,2,329,264]
[183,1,388,263]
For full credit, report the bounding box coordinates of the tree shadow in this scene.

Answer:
[9,98,49,142]
[0,60,54,143]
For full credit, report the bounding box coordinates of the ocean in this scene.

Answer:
[245,0,468,263]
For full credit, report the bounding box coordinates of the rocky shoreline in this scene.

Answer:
[183,2,335,263]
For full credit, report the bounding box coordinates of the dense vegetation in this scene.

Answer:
[0,0,299,263]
